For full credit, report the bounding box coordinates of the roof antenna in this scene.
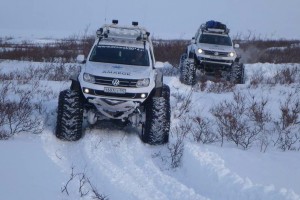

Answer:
[104,0,108,23]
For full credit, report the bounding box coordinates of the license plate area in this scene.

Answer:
[104,87,126,94]
[208,55,223,59]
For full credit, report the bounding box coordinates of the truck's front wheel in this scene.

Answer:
[142,85,170,145]
[56,89,84,141]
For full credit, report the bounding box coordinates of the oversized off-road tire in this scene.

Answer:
[142,86,170,145]
[162,84,171,136]
[229,63,245,84]
[179,53,187,71]
[56,89,84,141]
[179,55,196,85]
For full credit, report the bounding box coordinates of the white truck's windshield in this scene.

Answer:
[89,45,150,66]
[199,34,232,46]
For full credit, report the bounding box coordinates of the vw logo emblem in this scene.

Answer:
[112,79,120,86]
[214,52,219,56]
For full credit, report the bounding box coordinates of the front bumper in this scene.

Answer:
[82,87,149,101]
[198,55,234,66]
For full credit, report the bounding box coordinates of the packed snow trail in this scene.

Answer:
[83,131,207,200]
[42,127,207,200]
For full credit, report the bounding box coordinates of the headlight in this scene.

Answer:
[136,78,150,87]
[83,73,95,83]
[198,48,203,54]
[228,52,236,57]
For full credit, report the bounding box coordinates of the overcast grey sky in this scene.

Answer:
[1,0,299,39]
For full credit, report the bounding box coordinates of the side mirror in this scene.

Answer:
[155,61,164,69]
[234,44,240,48]
[76,54,86,64]
[191,37,196,44]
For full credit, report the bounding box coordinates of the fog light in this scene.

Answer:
[141,93,146,98]
[84,88,90,93]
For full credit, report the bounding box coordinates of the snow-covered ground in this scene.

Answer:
[0,60,300,200]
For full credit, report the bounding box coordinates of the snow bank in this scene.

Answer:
[179,142,299,200]
[0,135,64,200]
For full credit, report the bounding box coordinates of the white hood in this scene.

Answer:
[197,43,234,52]
[84,62,152,79]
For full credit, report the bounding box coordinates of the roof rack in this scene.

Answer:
[200,21,230,34]
[96,20,151,43]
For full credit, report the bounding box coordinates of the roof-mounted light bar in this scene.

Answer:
[96,28,103,37]
[136,32,150,42]
[112,19,118,25]
[95,19,151,43]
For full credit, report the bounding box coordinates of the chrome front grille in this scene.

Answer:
[94,76,138,87]
[203,50,228,57]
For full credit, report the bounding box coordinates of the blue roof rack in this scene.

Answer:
[200,20,230,34]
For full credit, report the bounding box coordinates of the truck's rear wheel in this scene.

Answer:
[229,63,245,84]
[162,84,171,136]
[56,89,84,141]
[180,55,196,85]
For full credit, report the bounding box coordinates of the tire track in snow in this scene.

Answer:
[42,127,208,200]
[176,142,300,200]
[82,130,208,200]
